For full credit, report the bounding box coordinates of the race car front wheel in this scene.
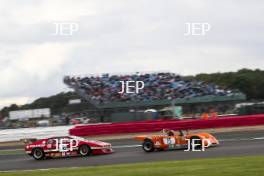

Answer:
[78,145,92,156]
[142,139,155,152]
[32,148,45,160]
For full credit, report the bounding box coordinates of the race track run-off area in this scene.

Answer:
[0,130,264,172]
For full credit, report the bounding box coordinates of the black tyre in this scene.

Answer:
[190,137,202,150]
[78,145,92,156]
[32,148,45,160]
[142,139,155,152]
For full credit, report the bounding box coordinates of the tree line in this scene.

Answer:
[1,68,264,117]
[192,68,264,100]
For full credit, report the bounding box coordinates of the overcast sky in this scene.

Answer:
[0,0,263,108]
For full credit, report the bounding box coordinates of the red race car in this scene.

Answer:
[25,136,113,160]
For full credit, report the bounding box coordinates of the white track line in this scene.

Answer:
[0,149,24,152]
[112,145,142,149]
[219,137,264,142]
[253,137,264,140]
[1,137,264,172]
[114,137,264,148]
[1,137,264,153]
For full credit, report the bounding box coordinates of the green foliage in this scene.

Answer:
[0,92,80,117]
[194,68,264,100]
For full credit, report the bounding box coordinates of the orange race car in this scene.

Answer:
[135,129,219,152]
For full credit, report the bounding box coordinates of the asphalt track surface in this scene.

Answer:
[1,130,264,171]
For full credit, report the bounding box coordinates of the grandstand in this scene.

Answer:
[64,72,246,122]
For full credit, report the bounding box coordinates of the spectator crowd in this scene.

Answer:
[64,72,237,104]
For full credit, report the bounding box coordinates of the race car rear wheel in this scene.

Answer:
[190,136,202,150]
[142,139,155,152]
[78,145,91,156]
[32,148,45,160]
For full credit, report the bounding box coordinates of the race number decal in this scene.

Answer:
[163,137,176,145]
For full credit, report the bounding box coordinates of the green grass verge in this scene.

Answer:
[1,155,264,176]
